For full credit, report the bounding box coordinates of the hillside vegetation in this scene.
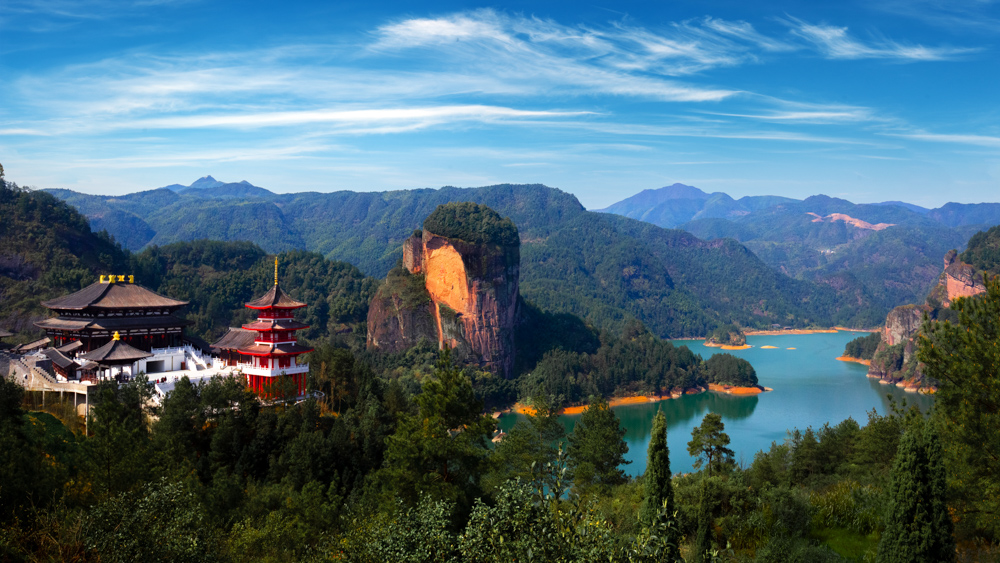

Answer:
[601,184,999,317]
[48,181,882,336]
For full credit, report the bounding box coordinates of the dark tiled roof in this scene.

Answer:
[242,319,310,331]
[36,315,192,332]
[41,349,78,370]
[42,282,188,311]
[0,329,12,338]
[56,341,83,354]
[237,342,313,356]
[245,285,306,309]
[211,328,257,351]
[13,337,50,353]
[80,339,152,364]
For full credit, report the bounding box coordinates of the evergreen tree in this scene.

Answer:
[640,409,673,522]
[687,412,734,477]
[920,274,1000,537]
[380,349,496,513]
[876,420,955,563]
[693,480,715,563]
[567,395,630,490]
[639,409,681,560]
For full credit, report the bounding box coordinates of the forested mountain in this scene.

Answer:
[0,178,131,335]
[49,181,883,336]
[600,185,1000,315]
[1,173,377,344]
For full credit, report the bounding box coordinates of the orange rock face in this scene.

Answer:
[381,230,521,378]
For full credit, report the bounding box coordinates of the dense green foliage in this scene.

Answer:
[875,420,954,563]
[423,202,519,248]
[706,324,745,346]
[960,224,1000,276]
[518,324,702,406]
[132,241,379,342]
[606,188,981,316]
[7,333,998,561]
[567,396,631,490]
[920,274,1000,539]
[701,354,758,387]
[48,180,885,337]
[0,178,130,335]
[842,332,881,360]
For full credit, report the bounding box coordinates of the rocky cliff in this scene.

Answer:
[941,249,987,306]
[368,203,521,378]
[866,249,988,391]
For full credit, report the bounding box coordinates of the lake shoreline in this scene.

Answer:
[510,383,772,416]
[836,355,871,366]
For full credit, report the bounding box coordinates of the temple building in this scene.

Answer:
[214,259,312,398]
[35,276,191,352]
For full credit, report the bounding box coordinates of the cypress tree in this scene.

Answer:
[640,410,673,523]
[640,409,681,560]
[876,420,955,563]
[693,479,714,563]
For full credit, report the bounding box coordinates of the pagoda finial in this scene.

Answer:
[274,256,279,286]
[113,331,121,341]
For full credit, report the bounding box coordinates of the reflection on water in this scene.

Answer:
[500,332,934,476]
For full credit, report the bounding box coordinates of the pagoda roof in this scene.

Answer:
[40,348,79,370]
[237,342,313,356]
[245,284,307,309]
[80,338,152,364]
[242,319,310,332]
[56,341,84,354]
[42,281,188,311]
[36,315,192,333]
[13,337,50,353]
[211,328,257,351]
[0,329,12,338]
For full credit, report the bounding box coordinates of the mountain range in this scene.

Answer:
[597,183,1000,311]
[44,178,890,337]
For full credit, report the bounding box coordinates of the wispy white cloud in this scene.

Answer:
[786,17,978,60]
[891,131,1000,147]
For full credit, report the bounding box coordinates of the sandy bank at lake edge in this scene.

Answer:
[745,328,838,336]
[708,383,771,396]
[511,382,773,416]
[836,356,871,366]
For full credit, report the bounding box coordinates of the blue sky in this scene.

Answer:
[1,0,998,208]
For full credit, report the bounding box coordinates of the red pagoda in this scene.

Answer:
[236,259,313,398]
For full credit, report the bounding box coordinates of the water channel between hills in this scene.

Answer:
[499,331,934,476]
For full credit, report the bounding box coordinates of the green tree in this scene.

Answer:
[693,480,715,563]
[567,396,630,490]
[639,409,681,560]
[84,479,215,563]
[380,350,496,513]
[484,395,565,493]
[84,377,156,499]
[687,412,734,477]
[875,420,955,563]
[919,274,1000,538]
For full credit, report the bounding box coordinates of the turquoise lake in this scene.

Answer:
[500,331,933,475]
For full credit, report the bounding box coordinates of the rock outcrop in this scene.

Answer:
[941,249,987,306]
[367,203,521,378]
[866,249,988,391]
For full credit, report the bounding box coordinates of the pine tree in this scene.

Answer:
[876,420,955,563]
[567,395,630,489]
[687,412,734,477]
[639,409,681,560]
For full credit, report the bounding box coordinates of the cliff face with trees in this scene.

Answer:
[858,230,997,390]
[368,203,521,378]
